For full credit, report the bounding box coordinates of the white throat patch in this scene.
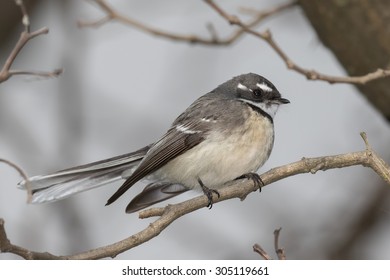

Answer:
[239,99,280,119]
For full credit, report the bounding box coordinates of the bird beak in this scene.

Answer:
[278,97,290,104]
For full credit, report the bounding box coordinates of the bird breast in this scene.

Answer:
[154,108,275,190]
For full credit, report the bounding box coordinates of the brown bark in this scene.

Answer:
[298,0,390,121]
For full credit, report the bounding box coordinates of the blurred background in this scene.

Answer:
[0,0,389,259]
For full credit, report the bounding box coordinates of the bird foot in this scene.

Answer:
[198,178,220,209]
[236,172,264,192]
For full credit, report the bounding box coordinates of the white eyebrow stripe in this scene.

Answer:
[256,82,273,92]
[237,83,251,92]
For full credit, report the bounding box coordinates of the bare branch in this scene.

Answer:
[253,228,286,260]
[274,228,286,260]
[78,0,296,45]
[0,1,63,83]
[79,0,389,85]
[15,0,30,32]
[8,68,63,79]
[204,0,390,85]
[0,219,58,259]
[253,243,272,260]
[1,133,389,259]
[0,158,32,203]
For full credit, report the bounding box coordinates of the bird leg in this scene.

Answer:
[197,178,220,209]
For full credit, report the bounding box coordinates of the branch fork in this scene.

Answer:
[0,0,62,83]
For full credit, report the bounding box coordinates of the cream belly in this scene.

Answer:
[154,112,274,190]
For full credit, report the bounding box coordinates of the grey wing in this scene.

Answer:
[106,124,205,206]
[125,182,189,213]
[19,145,150,203]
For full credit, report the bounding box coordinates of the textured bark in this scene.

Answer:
[298,0,390,122]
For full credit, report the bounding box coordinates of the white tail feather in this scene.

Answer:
[18,145,150,203]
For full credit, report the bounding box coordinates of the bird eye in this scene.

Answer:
[253,89,262,97]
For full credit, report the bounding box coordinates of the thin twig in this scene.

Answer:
[15,0,30,32]
[78,0,296,45]
[0,219,58,259]
[273,228,286,260]
[253,228,286,260]
[80,0,389,85]
[0,1,63,83]
[1,133,389,259]
[9,68,63,78]
[253,243,272,260]
[0,158,33,203]
[204,0,390,85]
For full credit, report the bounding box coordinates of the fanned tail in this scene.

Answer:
[18,145,150,204]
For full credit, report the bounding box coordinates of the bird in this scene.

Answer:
[19,73,290,213]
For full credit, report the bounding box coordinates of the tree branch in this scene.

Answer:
[273,228,286,260]
[253,228,286,260]
[0,158,33,203]
[253,243,272,260]
[0,0,62,83]
[1,133,389,259]
[78,0,296,45]
[79,0,389,85]
[204,0,390,85]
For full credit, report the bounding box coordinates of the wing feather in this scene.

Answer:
[125,182,188,213]
[106,124,205,205]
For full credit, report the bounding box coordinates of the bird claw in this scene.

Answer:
[236,172,264,192]
[198,178,220,209]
